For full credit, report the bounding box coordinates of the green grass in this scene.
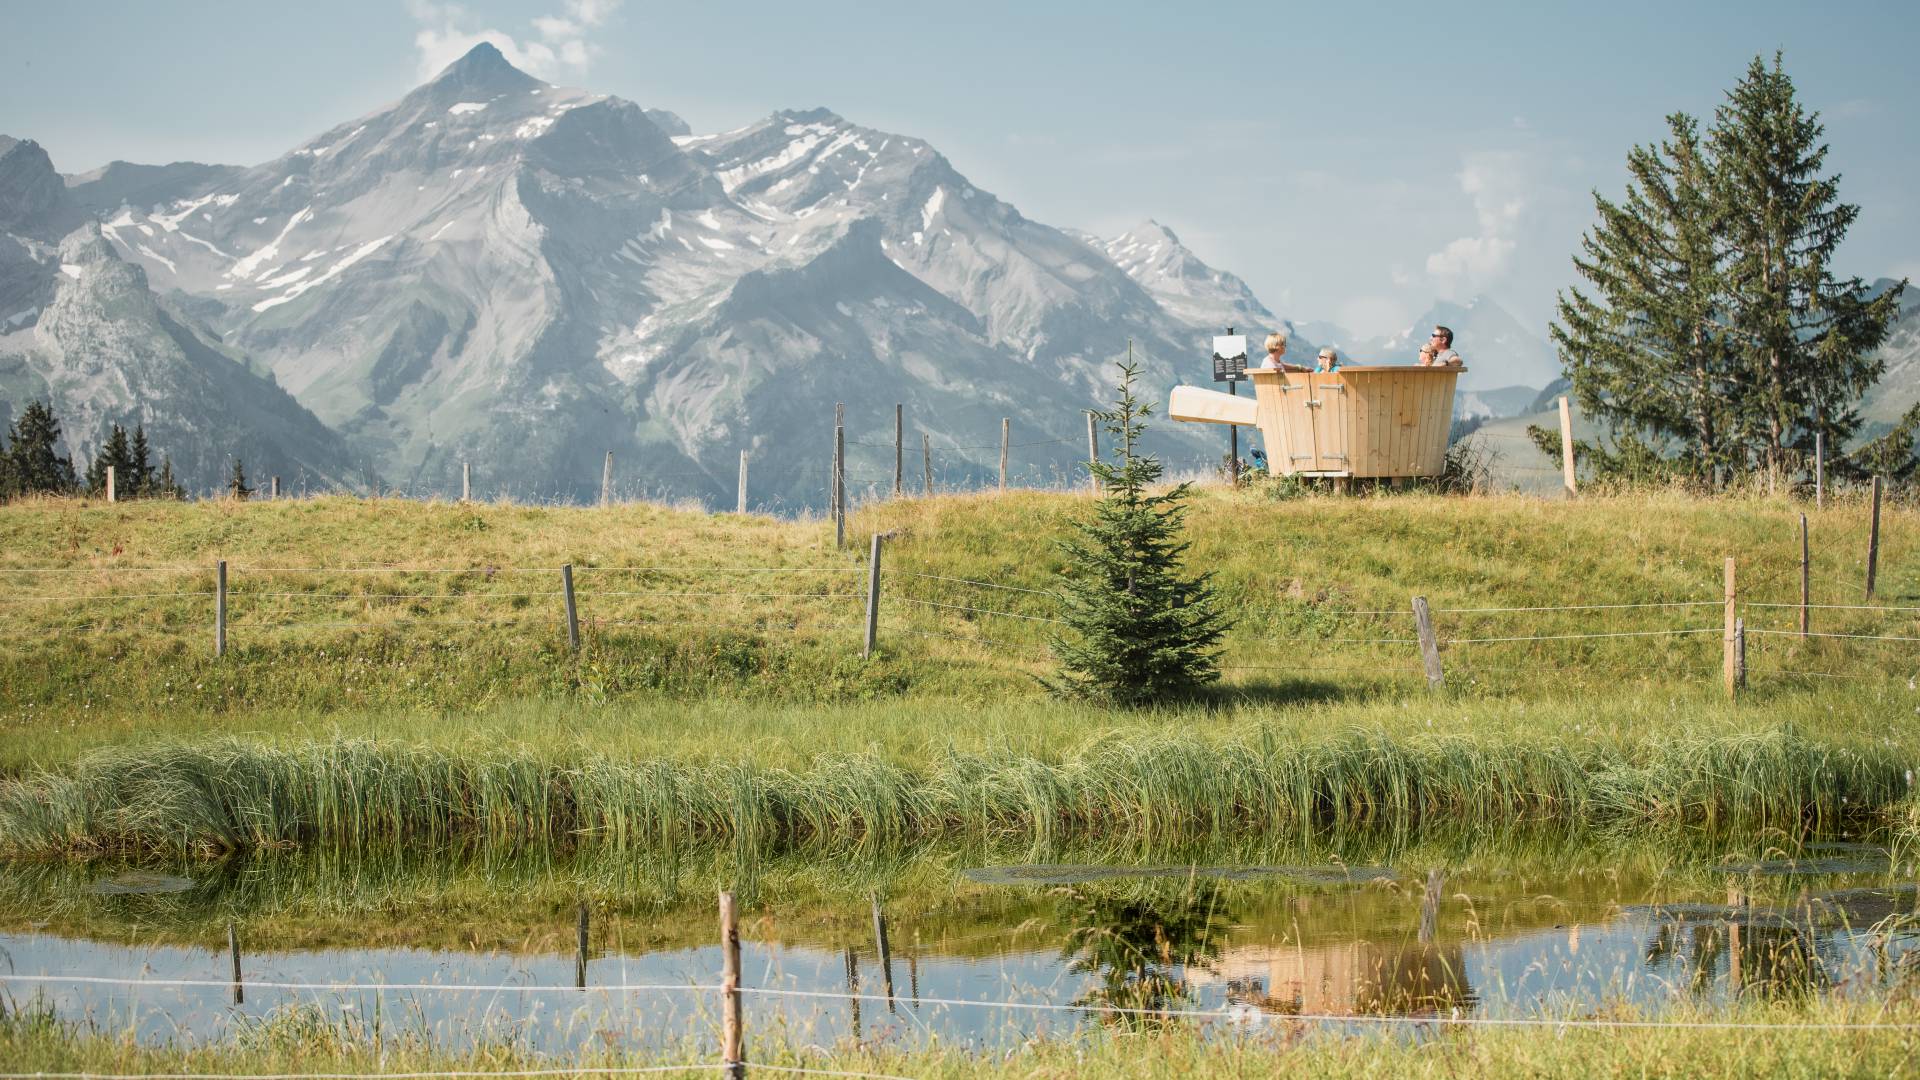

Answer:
[2,487,1916,852]
[6,995,1918,1079]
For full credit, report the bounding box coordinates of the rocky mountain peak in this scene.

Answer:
[0,135,73,237]
[419,42,542,102]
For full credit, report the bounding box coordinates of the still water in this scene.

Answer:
[2,839,1916,1053]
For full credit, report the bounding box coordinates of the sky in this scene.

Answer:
[4,0,1918,341]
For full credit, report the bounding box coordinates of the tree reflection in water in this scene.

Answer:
[1053,879,1231,1029]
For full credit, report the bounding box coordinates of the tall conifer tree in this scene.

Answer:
[6,402,78,496]
[1552,113,1734,485]
[129,425,154,496]
[1710,53,1904,472]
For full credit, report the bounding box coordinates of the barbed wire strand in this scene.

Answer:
[736,985,1920,1031]
[1444,627,1722,645]
[889,570,1063,598]
[885,596,1069,625]
[0,974,715,994]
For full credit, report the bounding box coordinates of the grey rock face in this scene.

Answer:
[16,45,1302,505]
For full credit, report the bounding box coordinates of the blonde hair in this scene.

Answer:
[1264,331,1289,352]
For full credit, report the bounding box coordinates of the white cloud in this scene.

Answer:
[1425,150,1530,296]
[409,0,621,82]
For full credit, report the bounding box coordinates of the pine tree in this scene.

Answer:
[86,424,133,496]
[1047,353,1231,705]
[1551,113,1735,485]
[129,425,154,496]
[155,455,183,500]
[7,401,78,496]
[229,457,253,500]
[1710,53,1905,474]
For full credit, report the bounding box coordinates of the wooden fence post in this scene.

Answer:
[1558,396,1577,495]
[600,451,614,507]
[999,418,1009,493]
[105,465,116,503]
[834,422,846,548]
[575,901,590,989]
[737,450,749,515]
[562,564,580,653]
[1814,431,1826,510]
[863,533,883,658]
[1800,513,1810,639]
[1411,596,1443,690]
[228,920,243,1005]
[1086,411,1100,494]
[719,891,744,1080]
[922,434,932,496]
[1723,557,1737,699]
[1866,475,1883,600]
[215,560,227,658]
[462,462,471,503]
[269,476,280,500]
[893,404,903,498]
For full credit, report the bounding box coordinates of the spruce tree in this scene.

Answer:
[86,424,132,496]
[1710,53,1905,473]
[129,425,154,496]
[1047,354,1231,705]
[155,455,183,500]
[1551,113,1734,485]
[229,457,253,500]
[7,401,78,496]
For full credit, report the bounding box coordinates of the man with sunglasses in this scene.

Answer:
[1416,325,1463,368]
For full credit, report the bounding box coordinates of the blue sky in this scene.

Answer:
[4,1,1916,340]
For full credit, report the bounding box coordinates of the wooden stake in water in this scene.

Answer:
[999,419,1009,493]
[1800,514,1810,639]
[845,945,862,1041]
[737,450,749,515]
[863,534,883,659]
[1418,869,1444,945]
[561,564,580,653]
[1866,475,1883,600]
[105,464,116,503]
[871,892,897,1012]
[228,920,243,1005]
[893,404,903,498]
[1558,396,1577,495]
[601,451,613,507]
[719,892,743,1080]
[1411,596,1443,690]
[1723,557,1737,699]
[215,560,227,659]
[575,902,590,989]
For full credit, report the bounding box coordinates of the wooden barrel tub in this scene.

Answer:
[1169,366,1464,479]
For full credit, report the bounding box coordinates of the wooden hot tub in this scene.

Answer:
[1169,366,1464,479]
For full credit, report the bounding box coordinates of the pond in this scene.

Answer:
[2,835,1915,1054]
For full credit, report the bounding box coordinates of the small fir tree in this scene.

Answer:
[1047,354,1231,705]
[229,457,253,500]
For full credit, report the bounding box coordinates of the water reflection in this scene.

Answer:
[0,837,1916,1053]
[1053,880,1231,1026]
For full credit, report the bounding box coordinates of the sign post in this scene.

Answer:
[1212,329,1248,485]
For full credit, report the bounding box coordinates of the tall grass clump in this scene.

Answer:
[1,727,1909,858]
